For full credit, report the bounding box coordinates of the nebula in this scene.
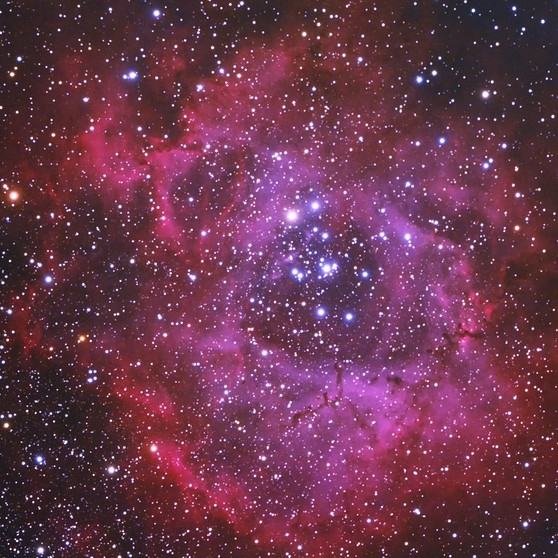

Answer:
[1,1,557,556]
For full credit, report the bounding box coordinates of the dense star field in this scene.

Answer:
[1,1,557,556]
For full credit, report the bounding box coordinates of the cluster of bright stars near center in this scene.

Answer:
[282,206,360,324]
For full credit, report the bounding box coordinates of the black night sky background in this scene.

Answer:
[1,1,557,556]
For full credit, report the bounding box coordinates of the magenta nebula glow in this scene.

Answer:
[1,2,557,557]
